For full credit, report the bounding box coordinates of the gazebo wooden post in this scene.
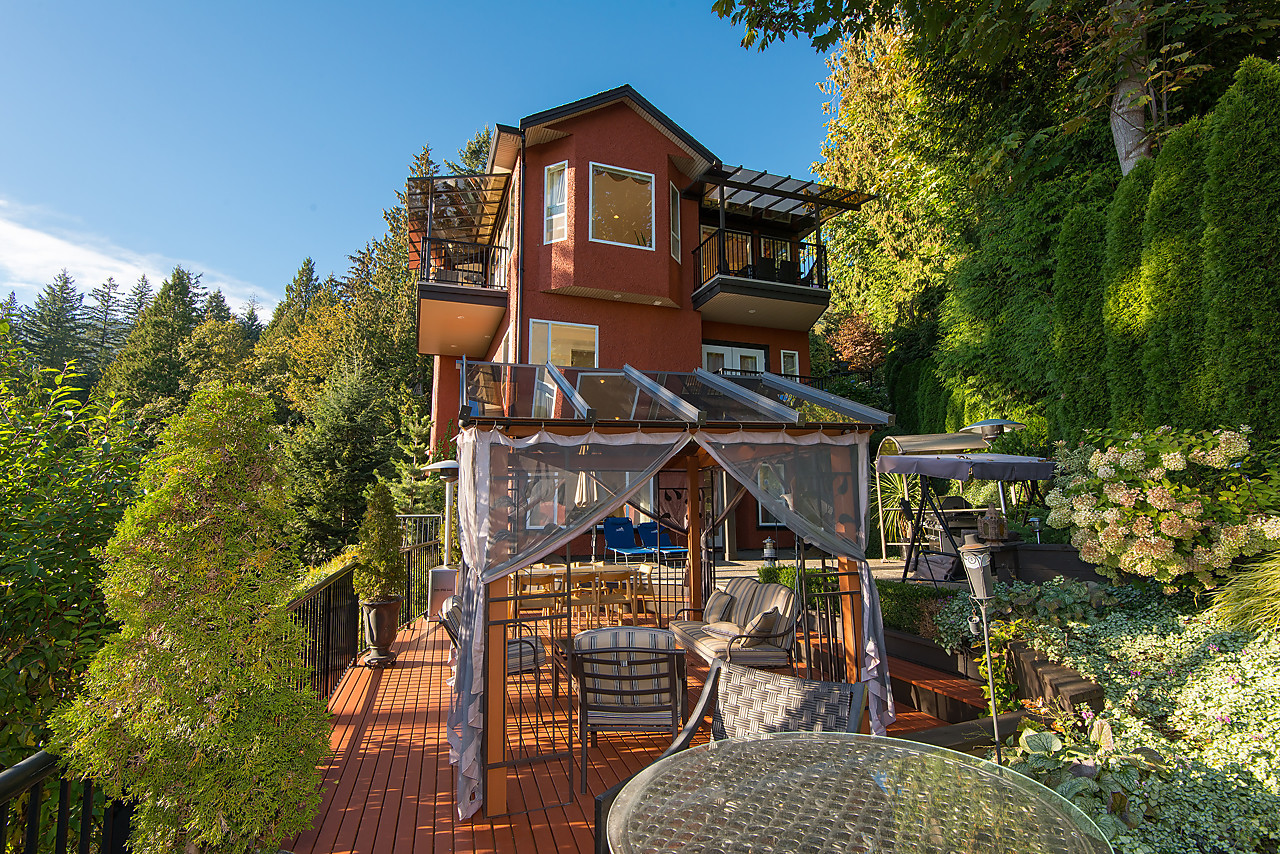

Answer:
[832,445,863,687]
[687,456,702,611]
[485,576,508,816]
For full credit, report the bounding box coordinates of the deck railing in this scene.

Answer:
[692,228,827,289]
[419,238,509,291]
[0,750,130,854]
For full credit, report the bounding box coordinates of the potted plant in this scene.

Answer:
[354,481,406,666]
[50,384,331,854]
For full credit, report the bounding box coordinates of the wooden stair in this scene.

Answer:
[887,656,988,724]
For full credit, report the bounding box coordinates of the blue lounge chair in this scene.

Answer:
[636,521,688,564]
[603,517,649,563]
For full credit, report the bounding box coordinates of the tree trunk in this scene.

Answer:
[1110,0,1152,175]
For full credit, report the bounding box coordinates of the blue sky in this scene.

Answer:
[0,1,836,314]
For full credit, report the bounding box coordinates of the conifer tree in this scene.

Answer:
[1,291,19,337]
[20,270,88,370]
[121,275,154,329]
[238,297,265,343]
[444,126,492,174]
[85,276,128,382]
[203,289,233,322]
[101,266,204,424]
[181,318,253,391]
[385,398,441,514]
[1101,158,1155,431]
[1201,57,1280,436]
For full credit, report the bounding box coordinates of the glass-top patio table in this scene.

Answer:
[607,732,1112,854]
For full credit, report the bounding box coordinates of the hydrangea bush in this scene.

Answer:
[1045,426,1280,589]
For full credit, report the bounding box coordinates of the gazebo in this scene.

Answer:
[447,359,895,818]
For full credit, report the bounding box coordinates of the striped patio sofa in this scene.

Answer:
[669,576,799,671]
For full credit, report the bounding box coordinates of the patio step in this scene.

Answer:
[888,656,988,724]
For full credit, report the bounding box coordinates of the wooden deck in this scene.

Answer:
[290,617,947,854]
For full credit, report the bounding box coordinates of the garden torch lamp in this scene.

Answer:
[960,534,1003,764]
[763,536,776,568]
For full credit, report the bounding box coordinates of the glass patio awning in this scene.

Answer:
[693,166,876,228]
[459,359,893,428]
[407,173,511,244]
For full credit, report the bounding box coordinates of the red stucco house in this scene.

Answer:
[408,85,874,552]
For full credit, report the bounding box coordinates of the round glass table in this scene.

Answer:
[607,732,1112,854]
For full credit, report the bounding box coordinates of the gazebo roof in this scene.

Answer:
[458,359,892,432]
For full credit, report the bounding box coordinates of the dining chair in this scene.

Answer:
[592,659,866,853]
[571,627,685,793]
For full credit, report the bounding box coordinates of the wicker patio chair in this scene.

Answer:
[593,659,867,853]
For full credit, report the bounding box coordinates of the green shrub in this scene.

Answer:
[1139,118,1208,430]
[353,481,405,602]
[1201,57,1280,438]
[1211,550,1280,632]
[50,384,331,854]
[1102,158,1156,432]
[1050,171,1115,443]
[0,329,142,767]
[873,579,952,635]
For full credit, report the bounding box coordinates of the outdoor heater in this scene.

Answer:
[960,418,1026,515]
[959,534,1003,764]
[424,459,460,618]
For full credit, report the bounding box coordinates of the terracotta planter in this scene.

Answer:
[883,628,981,680]
[360,597,402,667]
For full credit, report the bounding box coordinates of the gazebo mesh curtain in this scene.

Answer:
[449,428,691,819]
[695,431,894,735]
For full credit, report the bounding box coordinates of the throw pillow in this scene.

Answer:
[703,621,743,639]
[704,590,735,623]
[741,607,783,648]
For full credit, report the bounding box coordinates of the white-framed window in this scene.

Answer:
[757,463,785,527]
[703,344,766,374]
[669,182,681,262]
[590,162,654,250]
[780,350,800,377]
[544,161,567,244]
[529,319,598,368]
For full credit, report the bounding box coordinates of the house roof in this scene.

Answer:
[520,84,718,181]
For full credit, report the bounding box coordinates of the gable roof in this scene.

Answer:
[520,84,718,180]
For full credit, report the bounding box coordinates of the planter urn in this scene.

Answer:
[361,597,402,667]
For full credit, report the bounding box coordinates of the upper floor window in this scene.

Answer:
[590,162,654,250]
[529,319,598,368]
[544,162,567,243]
[780,350,800,377]
[670,182,681,262]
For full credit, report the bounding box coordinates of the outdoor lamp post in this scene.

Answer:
[424,459,460,617]
[960,418,1027,516]
[960,534,1003,764]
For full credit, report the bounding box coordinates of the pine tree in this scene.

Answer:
[122,275,154,330]
[238,297,265,344]
[385,398,442,514]
[1,292,19,338]
[101,266,204,423]
[444,126,492,175]
[20,270,88,370]
[203,289,233,322]
[85,276,128,382]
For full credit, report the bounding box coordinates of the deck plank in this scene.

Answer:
[293,616,951,854]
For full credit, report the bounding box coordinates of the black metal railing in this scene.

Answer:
[285,565,360,700]
[692,228,827,289]
[0,751,130,854]
[420,238,509,291]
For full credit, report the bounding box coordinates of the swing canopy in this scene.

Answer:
[875,453,1056,482]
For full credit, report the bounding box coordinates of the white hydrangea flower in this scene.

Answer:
[1161,451,1187,471]
[1096,464,1116,479]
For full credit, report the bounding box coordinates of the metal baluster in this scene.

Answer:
[54,779,70,854]
[23,780,42,854]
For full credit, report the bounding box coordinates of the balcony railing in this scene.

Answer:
[693,228,827,289]
[0,750,131,854]
[419,238,509,291]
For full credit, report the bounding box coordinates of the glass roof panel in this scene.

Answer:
[464,362,567,420]
[558,369,684,421]
[407,174,510,245]
[652,371,791,423]
[724,374,863,424]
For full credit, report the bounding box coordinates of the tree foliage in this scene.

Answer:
[20,270,88,371]
[1101,157,1156,431]
[353,481,405,602]
[49,384,330,854]
[0,327,141,766]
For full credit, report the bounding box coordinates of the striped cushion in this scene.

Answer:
[506,637,547,674]
[704,590,735,622]
[703,621,743,640]
[741,607,782,648]
[585,709,677,727]
[574,627,679,708]
[701,636,791,667]
[722,577,764,626]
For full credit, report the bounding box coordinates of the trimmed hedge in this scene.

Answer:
[1102,158,1156,431]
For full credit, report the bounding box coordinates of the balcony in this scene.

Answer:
[691,228,830,331]
[416,238,510,358]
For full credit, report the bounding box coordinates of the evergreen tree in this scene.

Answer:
[261,258,321,342]
[1140,118,1209,429]
[1,291,19,338]
[20,270,88,370]
[1101,158,1156,431]
[1050,171,1116,442]
[85,276,128,382]
[203,289,233,322]
[385,398,442,514]
[286,366,398,559]
[122,275,154,330]
[444,126,491,175]
[101,266,204,425]
[238,297,265,344]
[180,319,253,392]
[1201,57,1280,436]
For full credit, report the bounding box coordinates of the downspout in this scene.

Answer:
[514,131,526,362]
